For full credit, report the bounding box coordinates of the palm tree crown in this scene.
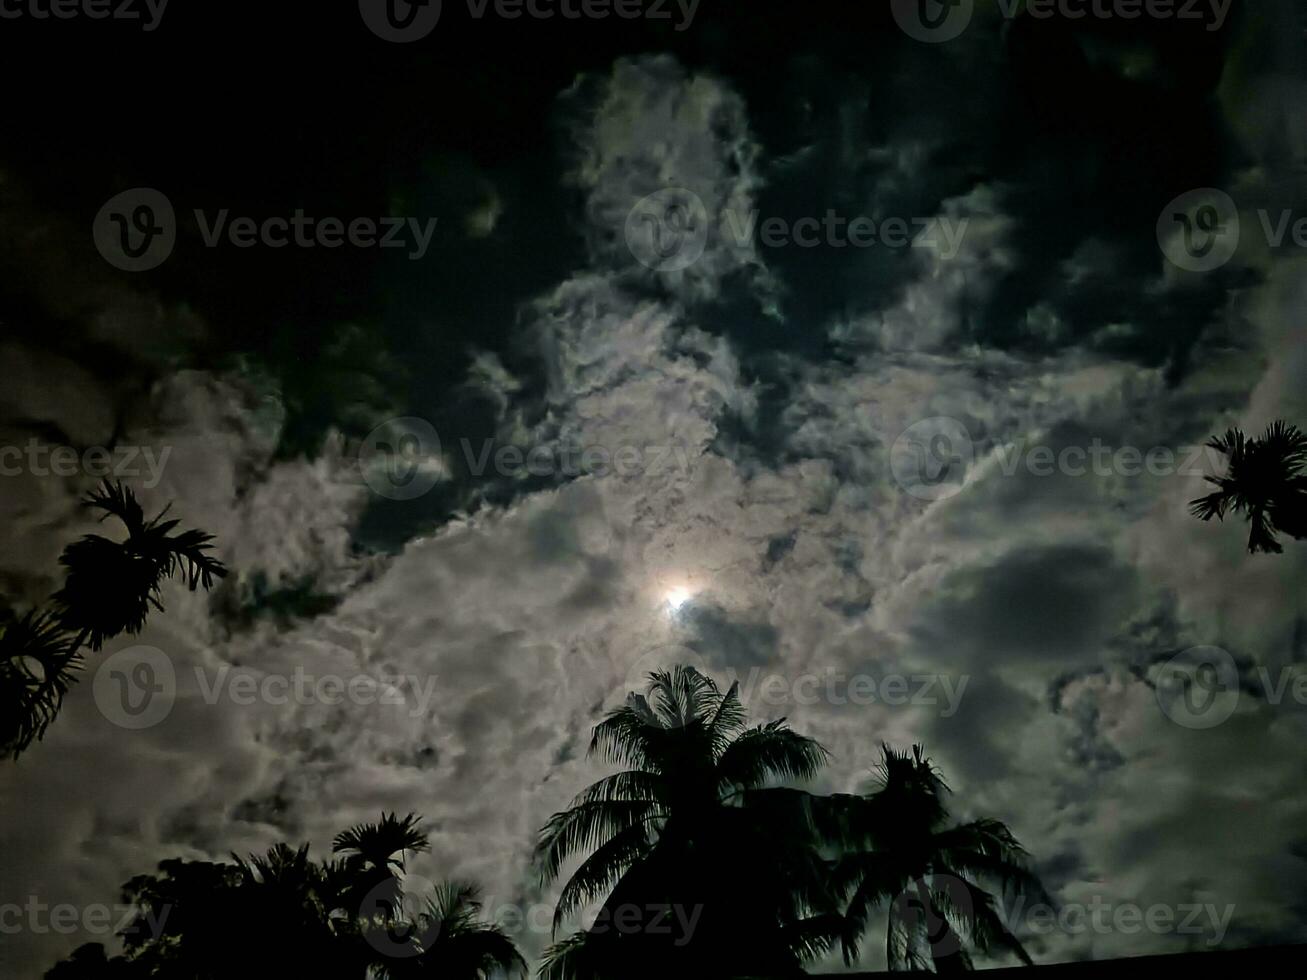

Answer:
[835,745,1045,973]
[53,480,227,649]
[536,665,835,978]
[1190,422,1307,554]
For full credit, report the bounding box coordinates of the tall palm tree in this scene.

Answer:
[0,609,80,757]
[834,745,1044,973]
[1190,422,1307,554]
[54,480,227,650]
[536,665,838,979]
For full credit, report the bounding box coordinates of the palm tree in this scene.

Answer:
[54,480,227,650]
[4,481,227,760]
[834,745,1044,973]
[1190,422,1307,554]
[536,665,838,979]
[0,609,80,757]
[394,882,526,979]
[333,810,431,917]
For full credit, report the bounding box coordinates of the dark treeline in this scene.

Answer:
[45,667,1047,979]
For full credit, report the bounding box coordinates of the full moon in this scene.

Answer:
[664,587,693,612]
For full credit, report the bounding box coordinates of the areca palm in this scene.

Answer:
[333,811,431,917]
[54,480,227,650]
[1190,422,1307,554]
[835,745,1044,973]
[536,665,836,978]
[0,609,80,757]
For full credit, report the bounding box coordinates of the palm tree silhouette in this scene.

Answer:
[395,882,527,978]
[54,480,227,650]
[536,665,838,978]
[334,810,432,920]
[834,745,1044,972]
[1190,422,1307,554]
[0,609,80,757]
[3,481,227,759]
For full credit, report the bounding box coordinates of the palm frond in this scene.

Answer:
[535,800,661,886]
[715,721,829,791]
[553,822,657,931]
[0,609,81,758]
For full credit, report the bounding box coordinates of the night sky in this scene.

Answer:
[3,0,1307,974]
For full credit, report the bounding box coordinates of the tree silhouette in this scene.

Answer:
[536,665,839,979]
[834,745,1044,972]
[334,811,432,932]
[0,609,80,757]
[1,481,226,759]
[44,815,526,980]
[1190,422,1307,554]
[54,481,227,650]
[392,882,526,979]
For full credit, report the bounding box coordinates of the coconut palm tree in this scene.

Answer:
[53,480,227,650]
[834,745,1044,973]
[536,665,839,979]
[0,609,80,757]
[1190,422,1307,554]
